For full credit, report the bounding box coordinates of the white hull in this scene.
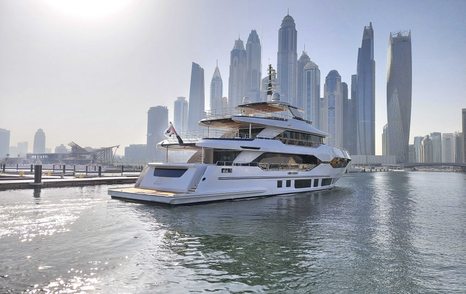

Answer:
[108,163,345,205]
[109,98,351,205]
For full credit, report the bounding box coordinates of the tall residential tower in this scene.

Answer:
[387,31,412,163]
[302,60,320,128]
[147,106,168,162]
[246,30,261,102]
[277,14,297,105]
[33,128,46,154]
[228,39,247,107]
[356,23,375,155]
[324,70,343,148]
[187,62,205,132]
[297,51,310,109]
[210,64,223,114]
[174,97,188,134]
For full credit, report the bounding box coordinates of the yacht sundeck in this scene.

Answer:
[109,66,351,205]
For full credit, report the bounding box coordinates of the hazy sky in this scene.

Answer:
[0,0,465,155]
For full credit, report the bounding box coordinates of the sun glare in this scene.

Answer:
[43,0,133,20]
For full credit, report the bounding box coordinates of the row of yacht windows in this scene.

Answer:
[275,131,324,147]
[277,178,333,189]
[214,150,321,171]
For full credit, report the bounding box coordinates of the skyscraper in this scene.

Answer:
[33,128,46,154]
[344,74,358,154]
[355,23,376,155]
[387,31,412,163]
[413,136,423,163]
[442,133,456,163]
[174,97,188,134]
[343,81,356,154]
[246,30,261,102]
[420,135,433,163]
[382,124,388,155]
[187,62,205,132]
[302,60,320,128]
[228,39,247,108]
[147,106,168,162]
[297,51,310,109]
[0,128,10,158]
[324,70,343,147]
[320,96,327,133]
[277,13,297,105]
[463,109,466,162]
[455,132,464,163]
[210,64,223,114]
[430,132,442,162]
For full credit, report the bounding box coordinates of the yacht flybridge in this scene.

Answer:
[109,66,351,205]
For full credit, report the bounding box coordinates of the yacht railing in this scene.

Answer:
[162,132,322,147]
[205,107,295,121]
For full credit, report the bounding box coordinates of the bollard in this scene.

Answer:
[62,165,66,176]
[30,164,33,173]
[98,166,102,177]
[34,165,42,184]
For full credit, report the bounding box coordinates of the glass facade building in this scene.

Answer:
[387,31,412,163]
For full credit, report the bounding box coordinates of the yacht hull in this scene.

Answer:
[109,186,334,205]
[108,162,345,205]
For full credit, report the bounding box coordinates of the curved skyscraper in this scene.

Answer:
[277,14,297,105]
[356,23,375,155]
[246,30,261,102]
[387,31,412,163]
[188,62,205,132]
[228,39,247,107]
[210,64,223,114]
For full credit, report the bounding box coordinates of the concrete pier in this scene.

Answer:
[0,176,137,191]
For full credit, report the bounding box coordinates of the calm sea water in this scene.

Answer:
[0,172,465,293]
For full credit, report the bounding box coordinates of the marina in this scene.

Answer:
[1,171,465,292]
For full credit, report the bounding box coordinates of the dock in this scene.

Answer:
[0,175,138,190]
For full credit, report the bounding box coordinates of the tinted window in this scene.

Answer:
[322,178,332,186]
[295,179,312,188]
[154,168,187,177]
[313,179,319,187]
[286,180,291,187]
[277,180,283,188]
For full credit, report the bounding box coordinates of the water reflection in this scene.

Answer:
[129,188,352,292]
[33,187,41,201]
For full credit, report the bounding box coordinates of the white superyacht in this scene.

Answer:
[109,66,351,205]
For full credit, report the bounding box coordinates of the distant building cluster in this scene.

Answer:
[0,128,118,165]
[134,14,466,165]
[2,14,464,166]
[383,109,465,164]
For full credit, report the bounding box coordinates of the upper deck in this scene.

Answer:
[200,101,327,138]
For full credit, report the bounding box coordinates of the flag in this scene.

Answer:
[164,122,184,145]
[164,122,177,137]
